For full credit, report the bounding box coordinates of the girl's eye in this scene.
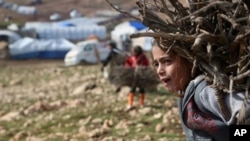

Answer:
[162,58,172,65]
[152,61,159,68]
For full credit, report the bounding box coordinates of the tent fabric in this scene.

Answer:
[9,37,76,59]
[30,26,107,40]
[60,17,111,26]
[111,26,137,50]
[22,17,110,41]
[58,22,75,27]
[16,6,37,15]
[128,21,147,31]
[111,20,148,50]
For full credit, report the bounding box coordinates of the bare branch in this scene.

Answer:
[105,0,141,21]
[130,32,196,43]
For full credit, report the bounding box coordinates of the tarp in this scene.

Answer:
[111,20,149,50]
[58,21,75,27]
[23,23,107,40]
[129,21,147,31]
[111,25,136,50]
[36,26,107,40]
[16,6,37,15]
[22,17,110,40]
[59,17,111,26]
[9,37,76,59]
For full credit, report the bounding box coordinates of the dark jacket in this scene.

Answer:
[102,48,126,67]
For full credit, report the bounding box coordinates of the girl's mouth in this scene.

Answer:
[161,78,170,86]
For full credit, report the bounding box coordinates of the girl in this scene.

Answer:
[151,43,250,141]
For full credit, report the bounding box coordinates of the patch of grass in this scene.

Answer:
[0,61,185,141]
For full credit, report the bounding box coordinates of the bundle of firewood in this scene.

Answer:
[108,66,160,88]
[106,0,250,124]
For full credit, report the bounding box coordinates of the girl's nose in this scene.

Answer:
[157,64,165,76]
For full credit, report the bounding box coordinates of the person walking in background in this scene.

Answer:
[101,40,126,92]
[101,40,119,72]
[151,42,250,141]
[125,45,149,110]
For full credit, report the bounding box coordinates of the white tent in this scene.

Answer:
[9,37,76,59]
[22,17,111,40]
[36,26,107,41]
[23,20,107,41]
[111,25,136,50]
[7,23,19,31]
[110,21,152,51]
[131,29,153,51]
[16,6,37,15]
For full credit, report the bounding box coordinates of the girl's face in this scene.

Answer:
[152,45,193,93]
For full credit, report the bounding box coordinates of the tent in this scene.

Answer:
[9,37,76,59]
[36,26,107,41]
[110,20,151,51]
[131,29,153,51]
[22,17,110,41]
[16,6,37,15]
[128,20,147,30]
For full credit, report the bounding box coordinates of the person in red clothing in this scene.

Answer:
[125,45,150,110]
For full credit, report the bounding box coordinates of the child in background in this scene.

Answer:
[125,45,149,110]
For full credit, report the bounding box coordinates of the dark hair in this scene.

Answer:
[133,45,143,56]
[151,43,202,79]
[108,40,117,49]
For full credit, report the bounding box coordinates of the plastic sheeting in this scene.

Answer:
[16,6,37,15]
[22,17,110,41]
[110,20,149,51]
[36,26,107,40]
[128,21,147,30]
[9,37,76,59]
[111,25,136,50]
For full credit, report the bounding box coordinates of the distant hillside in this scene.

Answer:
[0,0,136,23]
